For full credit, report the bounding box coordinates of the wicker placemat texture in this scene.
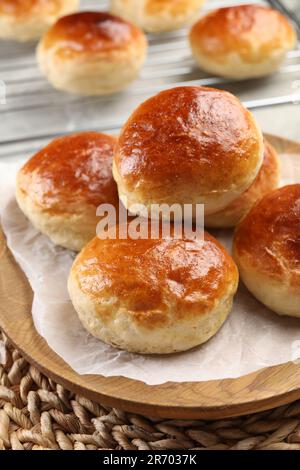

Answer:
[1,331,300,450]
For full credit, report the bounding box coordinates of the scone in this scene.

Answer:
[205,139,280,228]
[113,86,264,218]
[16,132,119,251]
[0,0,79,42]
[37,12,147,95]
[68,226,239,354]
[110,0,205,33]
[190,4,296,79]
[233,185,300,318]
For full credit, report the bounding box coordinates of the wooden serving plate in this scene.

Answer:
[1,134,300,420]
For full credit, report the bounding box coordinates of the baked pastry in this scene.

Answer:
[16,132,119,251]
[113,86,264,217]
[205,139,280,228]
[0,0,79,42]
[68,226,239,354]
[37,12,147,95]
[233,184,300,318]
[189,4,297,79]
[110,0,205,33]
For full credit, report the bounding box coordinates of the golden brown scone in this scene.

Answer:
[110,0,205,33]
[233,185,300,318]
[205,139,280,228]
[113,86,264,217]
[190,4,297,79]
[16,132,119,251]
[68,226,239,354]
[37,12,147,95]
[0,0,79,42]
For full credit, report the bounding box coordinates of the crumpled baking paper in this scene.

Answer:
[0,154,300,385]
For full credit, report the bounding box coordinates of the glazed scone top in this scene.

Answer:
[145,0,203,17]
[190,5,296,63]
[0,0,65,17]
[41,12,145,57]
[72,230,239,329]
[17,132,119,214]
[115,86,263,199]
[234,184,300,286]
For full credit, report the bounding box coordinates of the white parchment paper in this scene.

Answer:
[0,153,300,385]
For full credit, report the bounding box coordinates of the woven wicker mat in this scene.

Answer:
[1,330,300,450]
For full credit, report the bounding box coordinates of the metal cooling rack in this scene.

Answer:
[0,0,300,162]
